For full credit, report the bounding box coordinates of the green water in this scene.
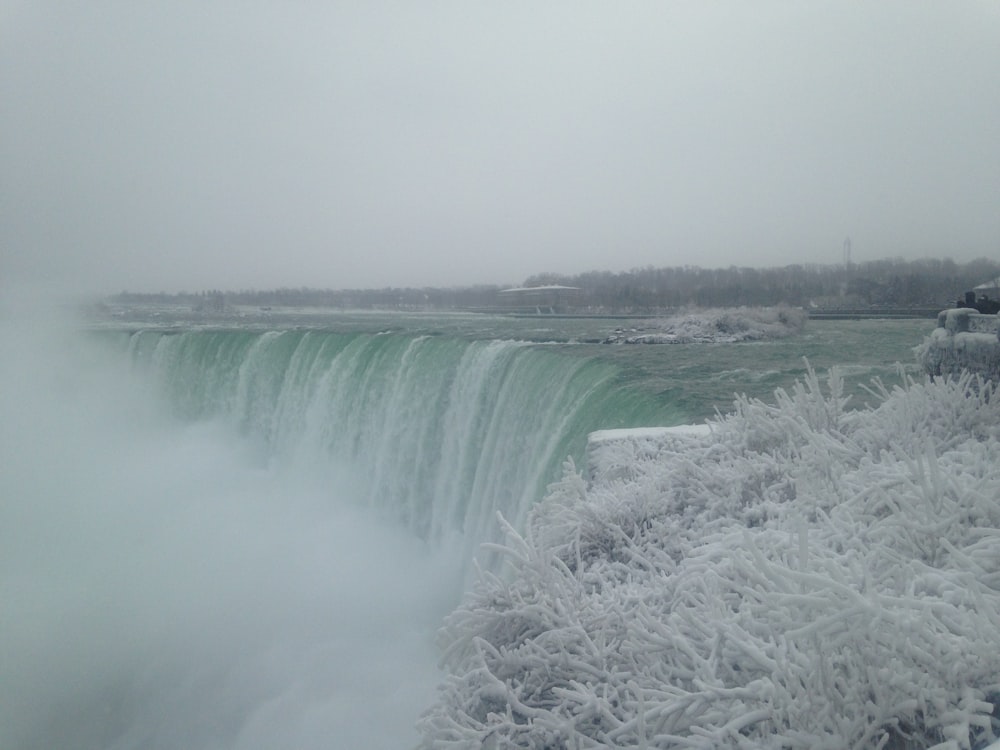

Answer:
[112,309,934,421]
[587,318,934,420]
[105,314,935,554]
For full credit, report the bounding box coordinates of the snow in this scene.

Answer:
[602,306,807,344]
[419,365,1000,749]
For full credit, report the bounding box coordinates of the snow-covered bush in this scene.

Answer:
[419,368,1000,749]
[603,306,807,344]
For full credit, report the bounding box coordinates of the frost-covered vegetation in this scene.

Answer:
[603,306,807,344]
[419,367,1000,749]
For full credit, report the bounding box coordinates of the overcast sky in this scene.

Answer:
[2,1,999,294]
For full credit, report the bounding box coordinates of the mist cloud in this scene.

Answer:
[0,319,456,748]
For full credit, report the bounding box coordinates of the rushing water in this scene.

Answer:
[0,311,936,750]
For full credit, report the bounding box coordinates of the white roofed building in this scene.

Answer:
[497,285,581,313]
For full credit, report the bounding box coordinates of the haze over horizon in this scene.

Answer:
[3,2,999,297]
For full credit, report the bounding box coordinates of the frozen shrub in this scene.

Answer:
[419,368,1000,749]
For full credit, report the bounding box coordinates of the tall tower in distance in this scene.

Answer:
[843,236,852,268]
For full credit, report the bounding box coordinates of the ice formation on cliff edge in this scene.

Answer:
[602,306,806,344]
[418,365,1000,749]
[916,308,1000,381]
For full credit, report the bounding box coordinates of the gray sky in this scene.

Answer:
[2,1,999,294]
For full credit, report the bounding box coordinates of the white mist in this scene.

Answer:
[0,320,460,749]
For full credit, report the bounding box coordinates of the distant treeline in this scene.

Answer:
[521,257,1000,310]
[110,256,1000,313]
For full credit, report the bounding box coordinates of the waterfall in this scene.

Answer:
[125,329,673,558]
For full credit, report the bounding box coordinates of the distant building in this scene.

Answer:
[497,285,582,313]
[973,277,1000,297]
[195,291,226,313]
[958,278,1000,314]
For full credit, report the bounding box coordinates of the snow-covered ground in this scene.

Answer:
[419,362,1000,749]
[603,306,807,344]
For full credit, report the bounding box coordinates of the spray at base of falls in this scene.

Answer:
[126,328,677,568]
